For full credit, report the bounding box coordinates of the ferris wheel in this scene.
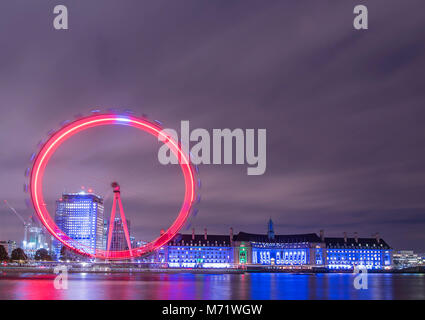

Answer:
[24,110,199,260]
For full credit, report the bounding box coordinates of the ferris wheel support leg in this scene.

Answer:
[106,194,117,258]
[117,196,133,257]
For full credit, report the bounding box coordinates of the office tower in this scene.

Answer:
[54,191,104,259]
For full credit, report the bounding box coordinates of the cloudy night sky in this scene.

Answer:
[0,1,424,252]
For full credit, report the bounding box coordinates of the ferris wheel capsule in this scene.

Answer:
[60,120,71,127]
[123,109,135,115]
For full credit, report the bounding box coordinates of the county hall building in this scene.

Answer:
[160,219,393,270]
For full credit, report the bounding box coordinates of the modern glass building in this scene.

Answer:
[53,192,104,259]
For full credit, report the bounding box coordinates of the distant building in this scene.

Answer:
[419,254,425,266]
[393,250,421,269]
[108,218,131,251]
[102,220,108,250]
[53,192,105,259]
[23,224,50,259]
[130,237,146,249]
[0,240,17,255]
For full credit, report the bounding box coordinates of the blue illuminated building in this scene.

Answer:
[161,220,393,270]
[233,233,324,266]
[325,233,392,270]
[164,228,234,268]
[53,192,105,259]
[231,219,326,267]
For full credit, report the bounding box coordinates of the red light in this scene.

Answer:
[29,113,197,260]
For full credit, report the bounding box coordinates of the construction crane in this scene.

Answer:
[3,200,30,226]
[3,200,32,246]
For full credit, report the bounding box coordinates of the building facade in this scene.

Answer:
[53,192,105,258]
[325,233,392,270]
[160,220,393,270]
[393,250,422,269]
[233,232,326,267]
[108,218,131,251]
[163,228,234,268]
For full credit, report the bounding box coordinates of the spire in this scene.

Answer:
[267,218,275,240]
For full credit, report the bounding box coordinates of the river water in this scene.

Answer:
[0,272,424,300]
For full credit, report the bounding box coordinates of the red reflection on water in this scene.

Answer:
[9,274,65,300]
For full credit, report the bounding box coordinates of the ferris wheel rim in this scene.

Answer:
[28,112,198,260]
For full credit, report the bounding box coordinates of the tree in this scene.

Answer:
[34,248,52,261]
[59,246,67,261]
[11,248,28,262]
[60,245,74,261]
[0,245,9,261]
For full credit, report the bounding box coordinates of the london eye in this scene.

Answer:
[26,111,199,260]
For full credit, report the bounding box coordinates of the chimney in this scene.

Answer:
[204,228,207,240]
[319,230,324,242]
[230,227,234,245]
[354,232,358,243]
[375,232,380,244]
[160,229,165,235]
[343,232,347,243]
[192,228,195,240]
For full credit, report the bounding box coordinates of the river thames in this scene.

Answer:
[0,272,424,300]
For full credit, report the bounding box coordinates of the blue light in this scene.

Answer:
[116,117,131,123]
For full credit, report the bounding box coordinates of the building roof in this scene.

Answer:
[168,231,392,249]
[325,237,391,249]
[234,232,322,243]
[170,234,232,247]
[60,192,104,204]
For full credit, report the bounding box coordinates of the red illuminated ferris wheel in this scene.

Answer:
[26,111,199,260]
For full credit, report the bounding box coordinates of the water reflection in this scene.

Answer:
[0,272,424,300]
